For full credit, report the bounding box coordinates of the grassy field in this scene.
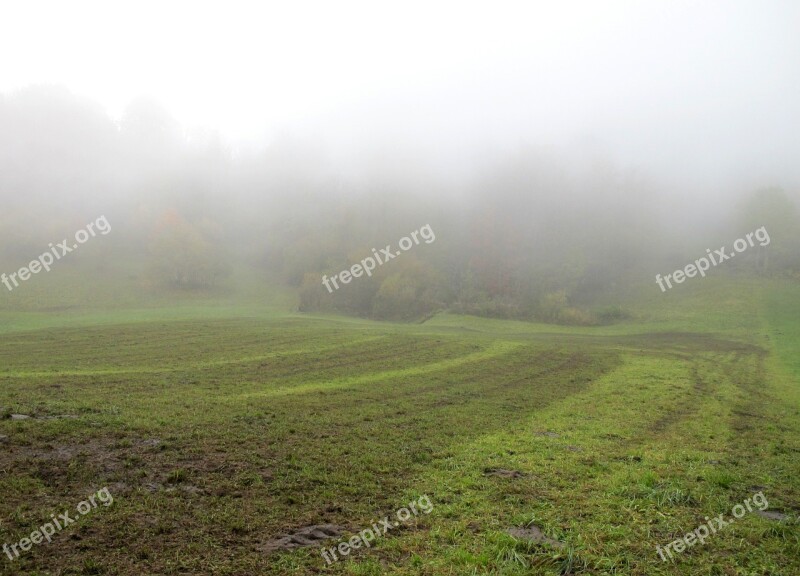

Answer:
[0,276,798,575]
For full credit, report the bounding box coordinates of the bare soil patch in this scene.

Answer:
[507,525,564,548]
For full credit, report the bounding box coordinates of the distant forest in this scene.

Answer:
[2,86,799,322]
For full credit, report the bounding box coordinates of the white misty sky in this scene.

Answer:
[1,0,799,188]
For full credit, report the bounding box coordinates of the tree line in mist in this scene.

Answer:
[2,86,799,323]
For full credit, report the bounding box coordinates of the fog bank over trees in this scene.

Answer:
[1,85,798,322]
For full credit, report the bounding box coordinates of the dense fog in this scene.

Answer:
[1,1,798,321]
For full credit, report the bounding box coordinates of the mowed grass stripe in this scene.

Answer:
[0,318,385,373]
[0,333,504,427]
[0,335,389,378]
[227,340,526,400]
[0,333,479,405]
[83,340,525,424]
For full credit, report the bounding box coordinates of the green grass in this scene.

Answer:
[0,276,797,575]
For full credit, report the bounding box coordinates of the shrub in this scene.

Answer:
[557,307,597,326]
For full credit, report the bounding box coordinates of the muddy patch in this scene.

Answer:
[757,510,791,521]
[258,524,346,553]
[484,468,526,478]
[8,413,78,421]
[507,525,564,548]
[143,481,204,495]
[107,481,131,495]
[144,482,162,493]
[25,439,115,462]
[138,438,162,448]
[175,485,204,495]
